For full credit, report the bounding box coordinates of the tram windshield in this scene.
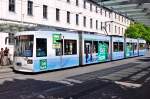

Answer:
[15,35,34,57]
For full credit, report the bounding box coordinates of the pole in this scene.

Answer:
[79,31,83,65]
[60,34,64,67]
[21,0,23,24]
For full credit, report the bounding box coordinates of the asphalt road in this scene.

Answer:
[0,51,150,99]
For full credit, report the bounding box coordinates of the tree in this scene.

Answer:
[125,23,150,43]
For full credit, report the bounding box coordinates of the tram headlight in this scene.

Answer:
[27,59,33,64]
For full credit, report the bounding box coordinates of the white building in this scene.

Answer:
[0,0,131,36]
[0,32,14,61]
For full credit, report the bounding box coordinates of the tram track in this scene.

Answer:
[119,64,150,84]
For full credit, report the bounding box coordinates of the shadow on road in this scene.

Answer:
[137,57,150,62]
[0,78,150,99]
[0,79,65,99]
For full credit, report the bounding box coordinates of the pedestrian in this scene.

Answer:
[0,48,4,66]
[85,47,89,63]
[7,49,11,65]
[90,46,93,62]
[3,47,9,65]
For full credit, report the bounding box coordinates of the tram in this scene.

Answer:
[125,38,138,57]
[13,31,146,72]
[111,36,124,60]
[138,39,146,56]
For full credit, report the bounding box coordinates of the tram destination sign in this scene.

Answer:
[52,34,61,48]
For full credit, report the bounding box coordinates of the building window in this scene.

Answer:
[43,5,48,19]
[76,14,79,25]
[122,16,124,22]
[67,11,70,23]
[83,1,86,9]
[67,0,70,3]
[90,18,93,28]
[9,0,15,12]
[105,11,107,17]
[122,28,123,35]
[101,22,103,30]
[95,6,98,13]
[56,8,60,21]
[96,20,98,29]
[115,13,117,19]
[118,27,120,34]
[119,15,121,21]
[115,26,117,34]
[83,16,86,27]
[90,3,92,11]
[109,12,111,18]
[100,8,102,15]
[27,1,33,15]
[76,0,79,6]
[105,22,107,31]
[109,24,111,32]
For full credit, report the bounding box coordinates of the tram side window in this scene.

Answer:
[113,42,119,52]
[104,41,109,48]
[131,43,134,50]
[126,42,130,46]
[36,38,47,57]
[84,41,92,54]
[139,43,145,50]
[93,41,98,53]
[134,43,137,50]
[64,39,77,55]
[119,42,123,51]
[104,41,109,52]
[56,42,63,56]
[126,42,133,51]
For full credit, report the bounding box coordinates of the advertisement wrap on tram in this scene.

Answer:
[83,33,110,65]
[12,31,146,73]
[98,43,108,62]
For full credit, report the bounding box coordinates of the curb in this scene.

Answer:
[0,66,13,73]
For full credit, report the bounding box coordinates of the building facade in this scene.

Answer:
[0,0,131,36]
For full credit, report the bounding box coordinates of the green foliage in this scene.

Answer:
[125,23,150,43]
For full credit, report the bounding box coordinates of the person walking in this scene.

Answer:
[7,49,11,65]
[3,47,9,65]
[0,48,4,66]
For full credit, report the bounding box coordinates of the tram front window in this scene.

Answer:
[15,35,33,57]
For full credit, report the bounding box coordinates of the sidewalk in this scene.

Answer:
[0,65,13,73]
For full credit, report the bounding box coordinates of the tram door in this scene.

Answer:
[85,43,91,54]
[85,41,92,63]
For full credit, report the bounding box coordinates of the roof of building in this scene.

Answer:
[93,0,150,26]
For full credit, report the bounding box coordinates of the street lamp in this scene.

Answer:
[102,21,113,35]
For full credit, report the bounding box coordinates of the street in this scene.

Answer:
[0,51,150,99]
